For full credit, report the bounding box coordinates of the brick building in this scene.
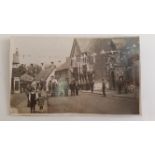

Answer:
[69,38,115,89]
[69,37,140,91]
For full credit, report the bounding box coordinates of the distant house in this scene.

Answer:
[20,73,33,92]
[55,57,71,82]
[20,73,34,82]
[35,65,56,91]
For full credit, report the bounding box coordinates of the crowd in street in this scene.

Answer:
[25,82,48,113]
[24,78,81,113]
[116,76,136,94]
[23,74,135,113]
[48,78,80,97]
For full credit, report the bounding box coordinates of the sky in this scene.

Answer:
[11,36,74,65]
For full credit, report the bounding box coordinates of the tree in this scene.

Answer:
[18,64,27,75]
[27,64,42,77]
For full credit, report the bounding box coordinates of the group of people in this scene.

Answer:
[69,80,79,96]
[48,78,59,97]
[25,83,47,113]
[24,77,107,113]
[48,78,80,97]
[47,77,107,97]
[116,76,135,94]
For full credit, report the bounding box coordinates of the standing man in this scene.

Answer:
[90,80,94,93]
[25,84,32,107]
[70,81,73,96]
[72,80,76,96]
[29,87,37,113]
[70,80,75,96]
[64,78,69,96]
[52,77,58,97]
[118,76,123,94]
[48,80,52,95]
[75,81,79,96]
[102,78,106,97]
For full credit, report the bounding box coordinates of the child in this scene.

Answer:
[38,89,47,112]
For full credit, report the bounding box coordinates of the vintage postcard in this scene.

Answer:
[10,35,140,115]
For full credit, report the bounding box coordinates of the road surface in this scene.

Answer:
[10,91,139,114]
[47,92,139,114]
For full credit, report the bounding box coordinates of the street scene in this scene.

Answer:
[10,36,140,114]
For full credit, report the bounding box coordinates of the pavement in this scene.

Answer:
[47,91,139,114]
[10,93,48,114]
[81,90,136,99]
[10,90,139,114]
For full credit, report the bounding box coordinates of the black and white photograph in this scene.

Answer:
[10,36,140,114]
[1,1,155,155]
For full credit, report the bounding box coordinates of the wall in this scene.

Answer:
[0,34,155,120]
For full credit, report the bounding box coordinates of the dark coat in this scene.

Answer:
[102,82,106,90]
[29,92,37,107]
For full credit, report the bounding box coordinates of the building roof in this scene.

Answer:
[12,68,22,77]
[70,37,139,58]
[20,73,33,82]
[112,37,139,50]
[70,38,114,57]
[56,59,70,72]
[35,66,55,81]
[76,38,91,53]
[70,39,81,57]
